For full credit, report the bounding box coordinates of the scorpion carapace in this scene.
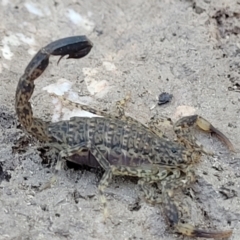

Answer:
[15,36,234,239]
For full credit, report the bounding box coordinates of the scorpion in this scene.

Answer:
[15,36,235,238]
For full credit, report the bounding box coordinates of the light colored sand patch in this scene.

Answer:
[49,96,63,122]
[173,105,196,120]
[16,33,35,45]
[103,61,117,71]
[1,44,13,60]
[24,2,50,17]
[1,33,36,60]
[1,0,9,6]
[27,48,37,56]
[2,63,9,70]
[85,79,109,96]
[82,67,98,77]
[83,67,111,97]
[66,9,95,31]
[24,2,44,16]
[2,34,21,47]
[20,22,37,32]
[42,78,73,96]
[43,78,101,122]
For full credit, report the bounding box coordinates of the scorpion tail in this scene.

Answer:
[15,36,93,141]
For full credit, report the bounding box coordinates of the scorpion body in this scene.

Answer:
[15,36,234,238]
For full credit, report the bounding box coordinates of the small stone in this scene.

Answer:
[158,92,173,105]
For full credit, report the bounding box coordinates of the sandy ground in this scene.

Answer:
[1,0,240,239]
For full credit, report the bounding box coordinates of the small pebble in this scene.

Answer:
[158,92,173,105]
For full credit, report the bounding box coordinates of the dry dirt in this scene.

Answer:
[0,0,240,239]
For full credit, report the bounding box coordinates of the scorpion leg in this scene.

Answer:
[161,169,233,238]
[52,94,133,120]
[146,117,174,139]
[114,93,131,118]
[53,94,152,128]
[52,94,119,119]
[136,168,181,205]
[174,115,235,152]
[40,142,90,191]
[98,169,113,219]
[53,94,174,138]
[54,94,192,142]
[53,140,113,219]
[55,143,89,170]
[138,169,170,205]
[138,180,163,204]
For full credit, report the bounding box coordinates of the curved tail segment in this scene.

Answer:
[15,36,93,141]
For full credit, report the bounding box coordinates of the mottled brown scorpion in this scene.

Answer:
[15,36,234,238]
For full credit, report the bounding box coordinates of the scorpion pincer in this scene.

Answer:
[15,36,234,238]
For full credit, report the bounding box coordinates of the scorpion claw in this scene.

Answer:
[176,223,233,239]
[196,116,235,152]
[209,125,235,152]
[175,115,235,152]
[164,180,233,239]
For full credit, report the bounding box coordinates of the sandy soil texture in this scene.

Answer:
[0,0,240,239]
